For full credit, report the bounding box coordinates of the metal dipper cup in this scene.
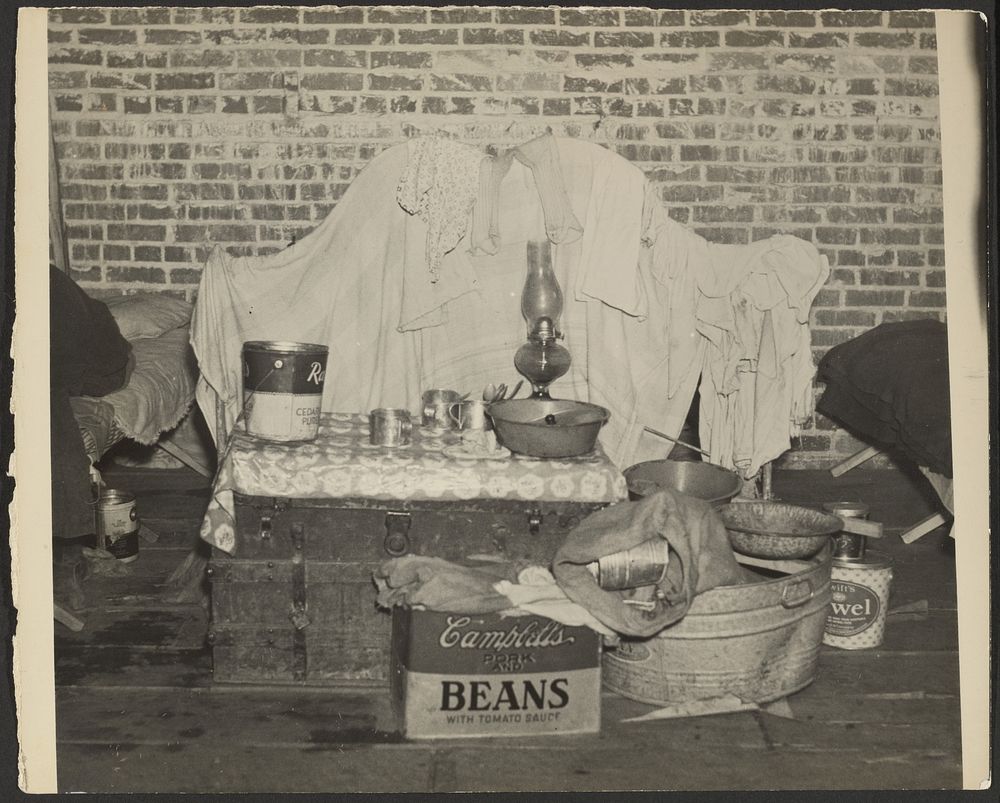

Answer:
[421,389,461,430]
[369,408,412,446]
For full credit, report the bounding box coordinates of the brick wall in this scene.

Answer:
[47,6,945,468]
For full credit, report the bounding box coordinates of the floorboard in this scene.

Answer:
[52,465,964,793]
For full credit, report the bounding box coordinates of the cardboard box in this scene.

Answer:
[391,608,601,739]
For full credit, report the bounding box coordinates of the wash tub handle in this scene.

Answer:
[780,578,815,609]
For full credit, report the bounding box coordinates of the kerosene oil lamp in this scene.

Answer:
[513,239,572,398]
[487,240,610,459]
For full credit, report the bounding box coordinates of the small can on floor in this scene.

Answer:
[823,500,870,561]
[823,551,892,650]
[95,490,140,563]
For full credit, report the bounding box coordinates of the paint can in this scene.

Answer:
[242,341,328,442]
[823,501,870,562]
[95,490,139,563]
[823,551,892,650]
[587,538,671,591]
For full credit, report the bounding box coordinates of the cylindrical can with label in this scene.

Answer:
[242,341,328,442]
[823,551,892,649]
[823,501,870,561]
[95,490,140,563]
[587,538,670,591]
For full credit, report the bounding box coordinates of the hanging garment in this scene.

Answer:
[639,194,829,478]
[396,134,487,283]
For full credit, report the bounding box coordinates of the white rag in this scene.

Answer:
[494,565,617,637]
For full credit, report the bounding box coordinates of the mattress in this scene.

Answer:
[72,326,197,463]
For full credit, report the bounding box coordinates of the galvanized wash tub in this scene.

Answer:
[602,545,832,705]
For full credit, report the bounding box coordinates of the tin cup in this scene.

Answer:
[421,389,461,430]
[587,538,671,591]
[823,501,870,561]
[449,399,493,432]
[369,408,412,447]
[450,399,495,449]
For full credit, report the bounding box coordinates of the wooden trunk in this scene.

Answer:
[208,492,607,686]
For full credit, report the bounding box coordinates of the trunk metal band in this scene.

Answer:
[290,522,308,681]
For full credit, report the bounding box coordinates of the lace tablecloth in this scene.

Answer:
[201,412,628,554]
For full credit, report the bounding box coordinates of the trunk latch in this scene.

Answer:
[384,511,413,556]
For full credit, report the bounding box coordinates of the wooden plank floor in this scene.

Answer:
[52,463,962,792]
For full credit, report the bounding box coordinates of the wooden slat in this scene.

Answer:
[900,512,950,544]
[780,690,960,726]
[55,646,212,688]
[839,517,884,538]
[55,609,204,648]
[54,604,85,633]
[829,445,882,477]
[811,650,960,697]
[757,710,962,754]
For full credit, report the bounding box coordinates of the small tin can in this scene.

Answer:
[95,490,140,563]
[823,501,870,562]
[588,538,670,591]
[823,551,893,650]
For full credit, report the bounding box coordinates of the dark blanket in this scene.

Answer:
[817,319,952,477]
[50,266,132,539]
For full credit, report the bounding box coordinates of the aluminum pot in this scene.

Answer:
[623,459,742,507]
[487,398,609,458]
